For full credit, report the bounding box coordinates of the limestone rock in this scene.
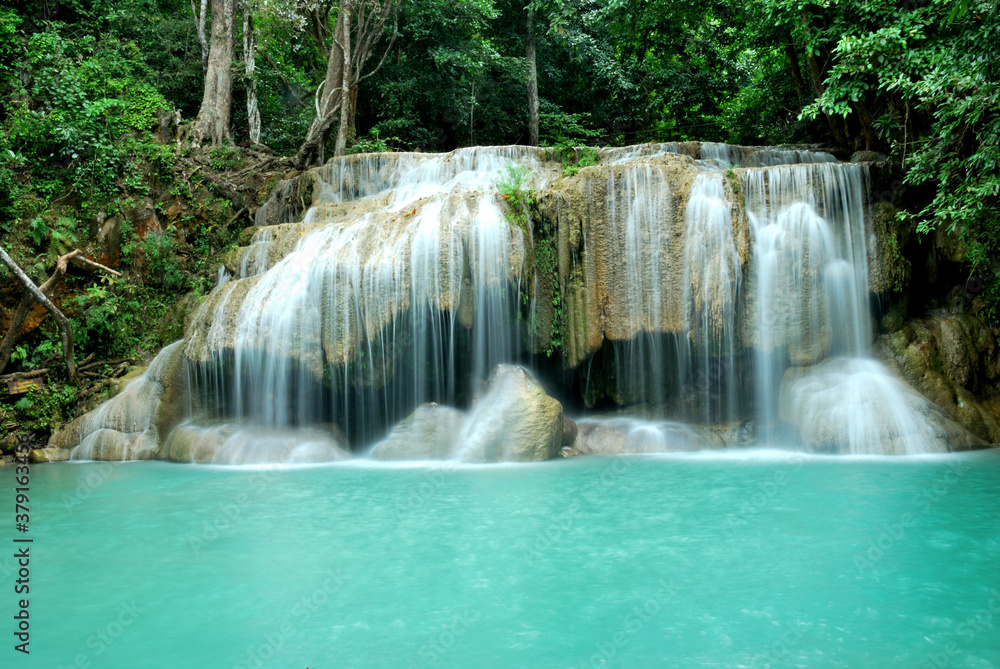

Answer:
[370,403,467,460]
[70,429,158,461]
[29,448,71,463]
[457,365,565,462]
[574,418,724,454]
[0,433,19,455]
[48,341,189,460]
[163,424,350,464]
[779,358,989,454]
[877,314,1000,444]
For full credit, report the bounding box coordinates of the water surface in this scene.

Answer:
[5,451,1000,668]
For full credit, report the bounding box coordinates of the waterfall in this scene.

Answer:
[187,147,542,444]
[679,173,742,424]
[601,164,675,407]
[133,141,958,461]
[69,341,186,461]
[745,162,871,428]
[744,162,949,454]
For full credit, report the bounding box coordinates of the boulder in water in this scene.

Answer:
[28,448,71,463]
[573,418,724,455]
[879,314,1000,445]
[163,424,350,464]
[370,403,467,460]
[458,365,566,462]
[778,357,988,454]
[48,341,189,461]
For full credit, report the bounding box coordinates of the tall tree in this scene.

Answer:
[243,2,262,145]
[294,0,397,168]
[192,0,236,146]
[191,0,210,72]
[525,7,539,145]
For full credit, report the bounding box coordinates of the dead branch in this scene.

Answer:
[0,246,77,382]
[0,368,50,382]
[0,247,124,380]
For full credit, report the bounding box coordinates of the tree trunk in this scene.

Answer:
[347,84,358,145]
[852,100,875,150]
[294,5,348,169]
[525,8,539,146]
[0,247,77,383]
[192,0,209,73]
[805,50,848,147]
[243,6,262,145]
[294,0,397,168]
[784,43,807,102]
[192,0,236,147]
[333,5,353,157]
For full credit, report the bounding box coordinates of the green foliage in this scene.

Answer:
[3,26,169,200]
[725,168,740,194]
[27,215,80,262]
[496,163,535,235]
[208,145,243,171]
[554,142,598,177]
[140,230,186,292]
[346,128,400,155]
[12,339,60,370]
[777,0,1000,316]
[534,234,563,357]
[540,107,601,147]
[12,383,80,431]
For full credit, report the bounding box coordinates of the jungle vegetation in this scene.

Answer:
[0,0,996,439]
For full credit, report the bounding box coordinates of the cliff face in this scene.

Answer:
[42,142,1000,458]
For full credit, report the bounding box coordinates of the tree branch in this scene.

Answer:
[0,246,78,382]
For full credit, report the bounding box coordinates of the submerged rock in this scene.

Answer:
[573,418,724,455]
[28,447,71,463]
[458,365,566,462]
[779,358,988,454]
[370,403,466,460]
[163,424,350,464]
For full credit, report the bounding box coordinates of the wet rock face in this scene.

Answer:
[458,365,565,463]
[48,341,189,461]
[572,418,724,455]
[779,358,989,454]
[163,424,350,464]
[879,314,1000,444]
[370,403,467,461]
[850,151,887,163]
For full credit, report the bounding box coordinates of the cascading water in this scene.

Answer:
[745,162,949,454]
[185,147,543,449]
[679,172,742,424]
[60,141,973,463]
[600,164,675,408]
